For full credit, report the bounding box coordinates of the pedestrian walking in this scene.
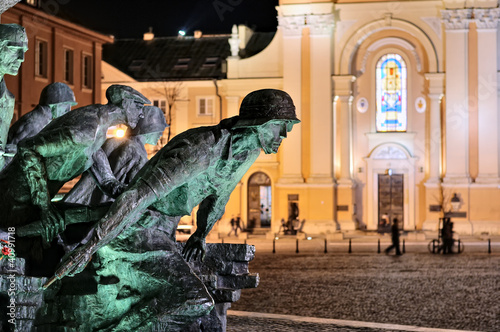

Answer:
[385,218,402,255]
[228,216,237,237]
[235,215,243,234]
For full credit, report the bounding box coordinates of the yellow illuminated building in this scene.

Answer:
[102,0,500,237]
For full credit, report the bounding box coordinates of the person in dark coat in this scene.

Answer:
[385,218,402,255]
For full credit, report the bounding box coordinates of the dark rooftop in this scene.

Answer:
[103,31,276,81]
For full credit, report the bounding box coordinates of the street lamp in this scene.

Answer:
[450,193,461,212]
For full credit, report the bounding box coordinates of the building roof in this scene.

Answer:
[102,31,276,82]
[103,35,232,81]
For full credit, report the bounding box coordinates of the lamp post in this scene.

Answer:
[450,193,461,212]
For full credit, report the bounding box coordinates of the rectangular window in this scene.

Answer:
[198,97,214,116]
[82,53,93,89]
[35,39,48,78]
[153,99,167,114]
[63,48,74,84]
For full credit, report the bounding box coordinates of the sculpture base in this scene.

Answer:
[0,243,258,332]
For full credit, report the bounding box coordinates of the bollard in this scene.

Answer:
[221,237,224,244]
[273,238,276,254]
[402,239,406,254]
[377,239,381,254]
[244,239,247,245]
[324,238,328,254]
[488,239,491,254]
[458,239,461,253]
[296,238,299,254]
[348,239,352,254]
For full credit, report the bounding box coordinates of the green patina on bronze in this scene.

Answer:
[1,88,298,330]
[0,23,27,169]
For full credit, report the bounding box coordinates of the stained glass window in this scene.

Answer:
[376,54,407,132]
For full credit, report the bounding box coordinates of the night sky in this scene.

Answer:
[49,0,280,39]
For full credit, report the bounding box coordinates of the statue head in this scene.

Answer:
[0,24,28,76]
[106,85,150,129]
[39,82,77,118]
[234,89,300,154]
[130,105,168,145]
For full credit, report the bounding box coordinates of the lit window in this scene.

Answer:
[198,97,214,116]
[63,48,74,84]
[376,53,407,132]
[25,0,37,6]
[35,39,48,78]
[82,53,93,89]
[153,99,167,114]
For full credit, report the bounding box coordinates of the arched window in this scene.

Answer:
[376,54,407,132]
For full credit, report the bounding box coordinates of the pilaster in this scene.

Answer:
[277,12,306,184]
[441,9,472,184]
[424,73,445,185]
[333,75,356,230]
[474,8,500,184]
[307,13,334,184]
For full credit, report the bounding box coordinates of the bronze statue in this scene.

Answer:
[42,89,299,330]
[0,85,149,255]
[3,82,77,167]
[0,24,28,169]
[63,105,167,205]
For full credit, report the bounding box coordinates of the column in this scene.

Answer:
[474,8,500,183]
[277,14,305,184]
[441,9,472,184]
[424,73,445,184]
[422,73,444,232]
[307,13,334,184]
[333,75,356,230]
[332,76,356,184]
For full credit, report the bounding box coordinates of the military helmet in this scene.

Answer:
[106,84,151,106]
[39,82,77,106]
[234,89,300,128]
[130,105,168,136]
[0,24,27,44]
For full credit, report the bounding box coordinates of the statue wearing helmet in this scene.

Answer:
[0,85,150,275]
[3,82,78,168]
[43,89,299,331]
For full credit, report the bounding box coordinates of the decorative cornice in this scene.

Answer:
[441,9,472,30]
[307,13,335,36]
[473,8,500,29]
[278,15,306,37]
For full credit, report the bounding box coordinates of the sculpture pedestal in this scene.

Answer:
[0,243,258,332]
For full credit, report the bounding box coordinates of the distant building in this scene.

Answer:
[102,0,500,237]
[1,1,113,122]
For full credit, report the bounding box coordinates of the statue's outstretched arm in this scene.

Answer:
[89,148,127,198]
[17,147,63,245]
[16,129,85,244]
[182,194,229,262]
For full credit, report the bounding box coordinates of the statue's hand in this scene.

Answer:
[182,234,206,262]
[103,180,128,198]
[43,244,93,289]
[40,205,65,246]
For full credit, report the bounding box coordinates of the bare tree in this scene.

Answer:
[152,82,183,146]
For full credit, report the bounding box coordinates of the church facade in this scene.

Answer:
[102,0,500,236]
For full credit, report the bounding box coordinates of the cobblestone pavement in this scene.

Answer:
[227,315,389,332]
[226,250,500,332]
